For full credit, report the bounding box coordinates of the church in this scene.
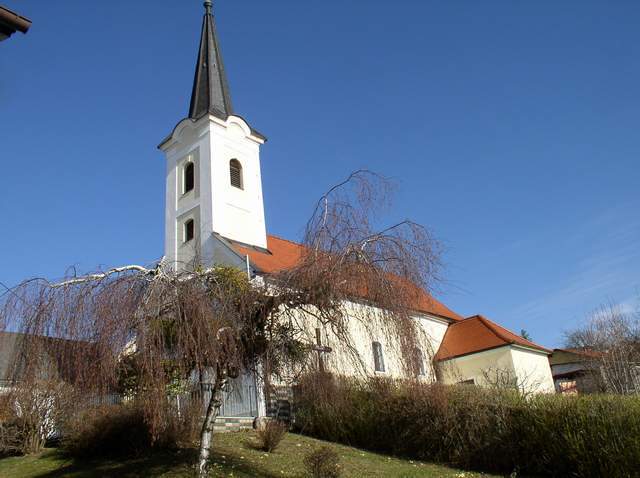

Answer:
[157,2,555,426]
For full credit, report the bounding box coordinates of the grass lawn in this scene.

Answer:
[0,431,499,477]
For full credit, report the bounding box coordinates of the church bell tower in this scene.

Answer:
[158,1,268,269]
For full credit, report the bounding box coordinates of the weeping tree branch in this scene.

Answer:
[0,170,443,476]
[49,265,156,288]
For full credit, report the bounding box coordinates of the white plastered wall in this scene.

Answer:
[162,119,210,268]
[439,346,515,386]
[510,347,555,393]
[287,299,450,383]
[208,116,267,250]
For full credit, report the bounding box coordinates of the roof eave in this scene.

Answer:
[158,113,266,150]
[511,343,553,356]
[436,341,550,363]
[435,343,512,362]
[0,6,31,39]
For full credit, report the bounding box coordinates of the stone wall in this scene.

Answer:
[213,416,255,433]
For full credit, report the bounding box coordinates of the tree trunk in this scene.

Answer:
[196,369,227,478]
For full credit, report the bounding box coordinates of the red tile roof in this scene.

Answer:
[434,315,551,361]
[232,235,304,275]
[229,236,548,358]
[231,234,463,321]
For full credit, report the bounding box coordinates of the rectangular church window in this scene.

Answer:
[372,341,385,373]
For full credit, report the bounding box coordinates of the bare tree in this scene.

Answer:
[565,302,640,394]
[0,171,441,476]
[480,366,542,399]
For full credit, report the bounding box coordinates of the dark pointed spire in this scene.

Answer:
[189,1,233,120]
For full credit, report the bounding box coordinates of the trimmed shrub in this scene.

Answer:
[255,419,288,452]
[304,446,341,478]
[294,373,640,478]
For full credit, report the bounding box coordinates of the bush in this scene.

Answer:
[0,380,70,456]
[255,419,288,452]
[303,446,341,478]
[0,420,27,457]
[294,373,640,478]
[62,401,199,459]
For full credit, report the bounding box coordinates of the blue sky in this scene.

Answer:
[2,1,639,348]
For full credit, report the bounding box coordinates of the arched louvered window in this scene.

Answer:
[229,159,243,189]
[372,341,385,373]
[184,219,195,243]
[184,162,195,193]
[415,348,426,376]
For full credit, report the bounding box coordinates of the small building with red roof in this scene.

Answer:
[549,348,602,394]
[435,315,554,392]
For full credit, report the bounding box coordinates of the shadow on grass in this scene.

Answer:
[208,448,284,478]
[31,448,196,478]
[30,447,284,478]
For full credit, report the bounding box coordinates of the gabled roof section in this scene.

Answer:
[228,234,463,322]
[435,314,551,361]
[231,235,303,275]
[553,348,601,358]
[189,0,233,121]
[550,348,602,366]
[0,331,93,384]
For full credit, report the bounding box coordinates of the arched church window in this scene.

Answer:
[372,341,385,373]
[229,159,243,189]
[184,162,195,194]
[184,219,195,243]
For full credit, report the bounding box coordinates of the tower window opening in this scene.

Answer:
[184,162,195,193]
[184,219,195,243]
[229,159,243,189]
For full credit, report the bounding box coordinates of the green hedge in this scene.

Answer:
[293,374,640,477]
